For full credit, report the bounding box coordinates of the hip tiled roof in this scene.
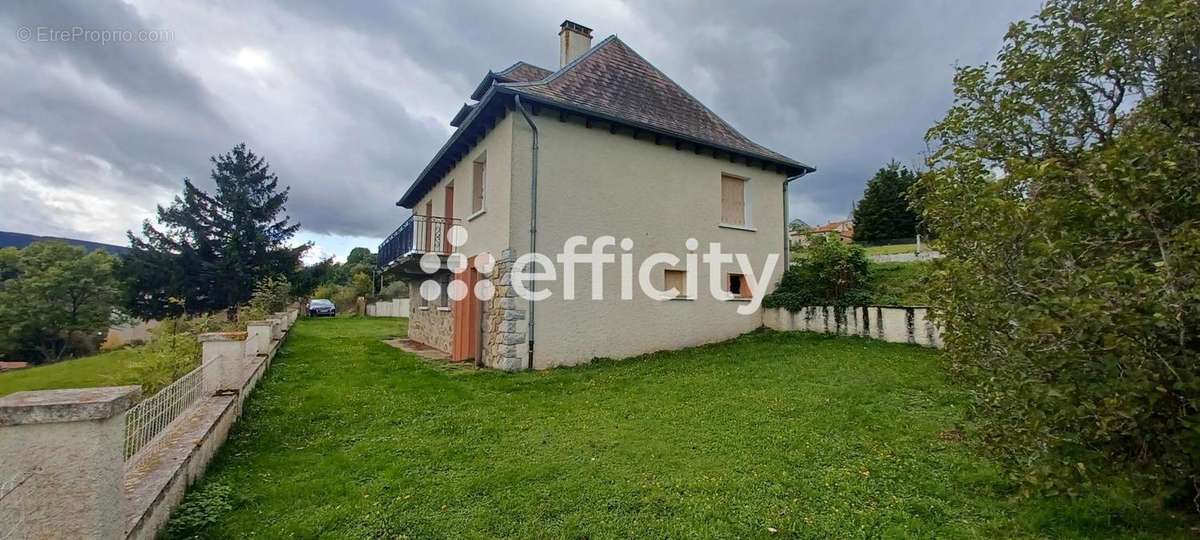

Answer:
[499,36,810,169]
[400,35,812,208]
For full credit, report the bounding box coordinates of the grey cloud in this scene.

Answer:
[0,0,1043,247]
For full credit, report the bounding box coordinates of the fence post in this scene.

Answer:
[0,386,140,539]
[199,332,247,392]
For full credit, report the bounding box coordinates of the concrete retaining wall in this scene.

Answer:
[0,308,299,540]
[762,306,943,348]
[868,251,943,263]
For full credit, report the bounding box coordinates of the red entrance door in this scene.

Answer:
[451,259,480,363]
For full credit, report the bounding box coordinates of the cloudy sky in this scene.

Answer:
[0,0,1040,262]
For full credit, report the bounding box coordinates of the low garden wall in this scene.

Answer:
[762,305,943,348]
[0,308,300,540]
[365,298,409,317]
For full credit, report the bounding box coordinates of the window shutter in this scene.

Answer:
[664,269,687,298]
[721,175,745,225]
[472,160,486,213]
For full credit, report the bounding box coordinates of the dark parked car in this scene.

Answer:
[308,299,337,317]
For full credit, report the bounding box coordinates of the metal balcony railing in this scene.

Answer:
[379,214,461,268]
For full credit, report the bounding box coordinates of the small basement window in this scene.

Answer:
[727,273,750,299]
[664,269,689,299]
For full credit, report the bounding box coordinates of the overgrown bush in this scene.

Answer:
[378,280,409,300]
[917,0,1200,503]
[129,312,233,395]
[764,236,872,310]
[248,275,291,315]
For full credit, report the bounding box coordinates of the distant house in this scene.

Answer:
[379,20,813,371]
[791,220,854,245]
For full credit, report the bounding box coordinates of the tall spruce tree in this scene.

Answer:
[123,144,306,318]
[851,161,921,242]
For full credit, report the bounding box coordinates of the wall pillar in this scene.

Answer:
[245,321,273,357]
[483,249,527,371]
[268,318,284,341]
[199,332,247,391]
[0,386,140,540]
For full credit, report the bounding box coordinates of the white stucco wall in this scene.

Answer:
[413,112,516,259]
[508,114,789,367]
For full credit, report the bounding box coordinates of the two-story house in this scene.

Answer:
[379,21,814,370]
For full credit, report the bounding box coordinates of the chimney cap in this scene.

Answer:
[559,20,593,37]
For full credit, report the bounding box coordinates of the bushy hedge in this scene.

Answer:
[917,0,1200,505]
[764,236,873,311]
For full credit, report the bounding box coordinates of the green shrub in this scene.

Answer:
[764,236,872,311]
[378,280,409,300]
[129,314,232,395]
[917,0,1200,503]
[249,275,291,315]
[167,482,233,537]
[331,285,359,314]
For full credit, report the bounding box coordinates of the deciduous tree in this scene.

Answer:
[0,242,119,362]
[917,0,1200,502]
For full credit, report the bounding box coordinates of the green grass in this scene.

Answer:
[0,347,141,397]
[862,243,920,256]
[871,261,933,305]
[169,318,1195,538]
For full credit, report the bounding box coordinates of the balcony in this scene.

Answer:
[378,214,461,273]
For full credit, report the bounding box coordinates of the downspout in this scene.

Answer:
[514,95,539,371]
[782,171,808,263]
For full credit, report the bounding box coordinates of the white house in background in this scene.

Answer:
[379,20,814,370]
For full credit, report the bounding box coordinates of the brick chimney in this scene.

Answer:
[559,20,593,67]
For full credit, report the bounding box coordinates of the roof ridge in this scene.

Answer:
[496,60,551,78]
[500,34,620,89]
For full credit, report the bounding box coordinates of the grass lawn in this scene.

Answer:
[0,347,141,397]
[169,317,1194,538]
[862,243,920,256]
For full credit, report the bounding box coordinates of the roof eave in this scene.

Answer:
[469,71,498,101]
[397,88,506,208]
[449,103,474,128]
[495,86,815,175]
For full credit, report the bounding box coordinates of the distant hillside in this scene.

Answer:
[0,231,129,255]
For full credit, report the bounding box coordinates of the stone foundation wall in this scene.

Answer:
[482,250,527,371]
[409,305,453,352]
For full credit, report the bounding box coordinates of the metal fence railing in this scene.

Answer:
[379,214,461,268]
[123,356,216,463]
